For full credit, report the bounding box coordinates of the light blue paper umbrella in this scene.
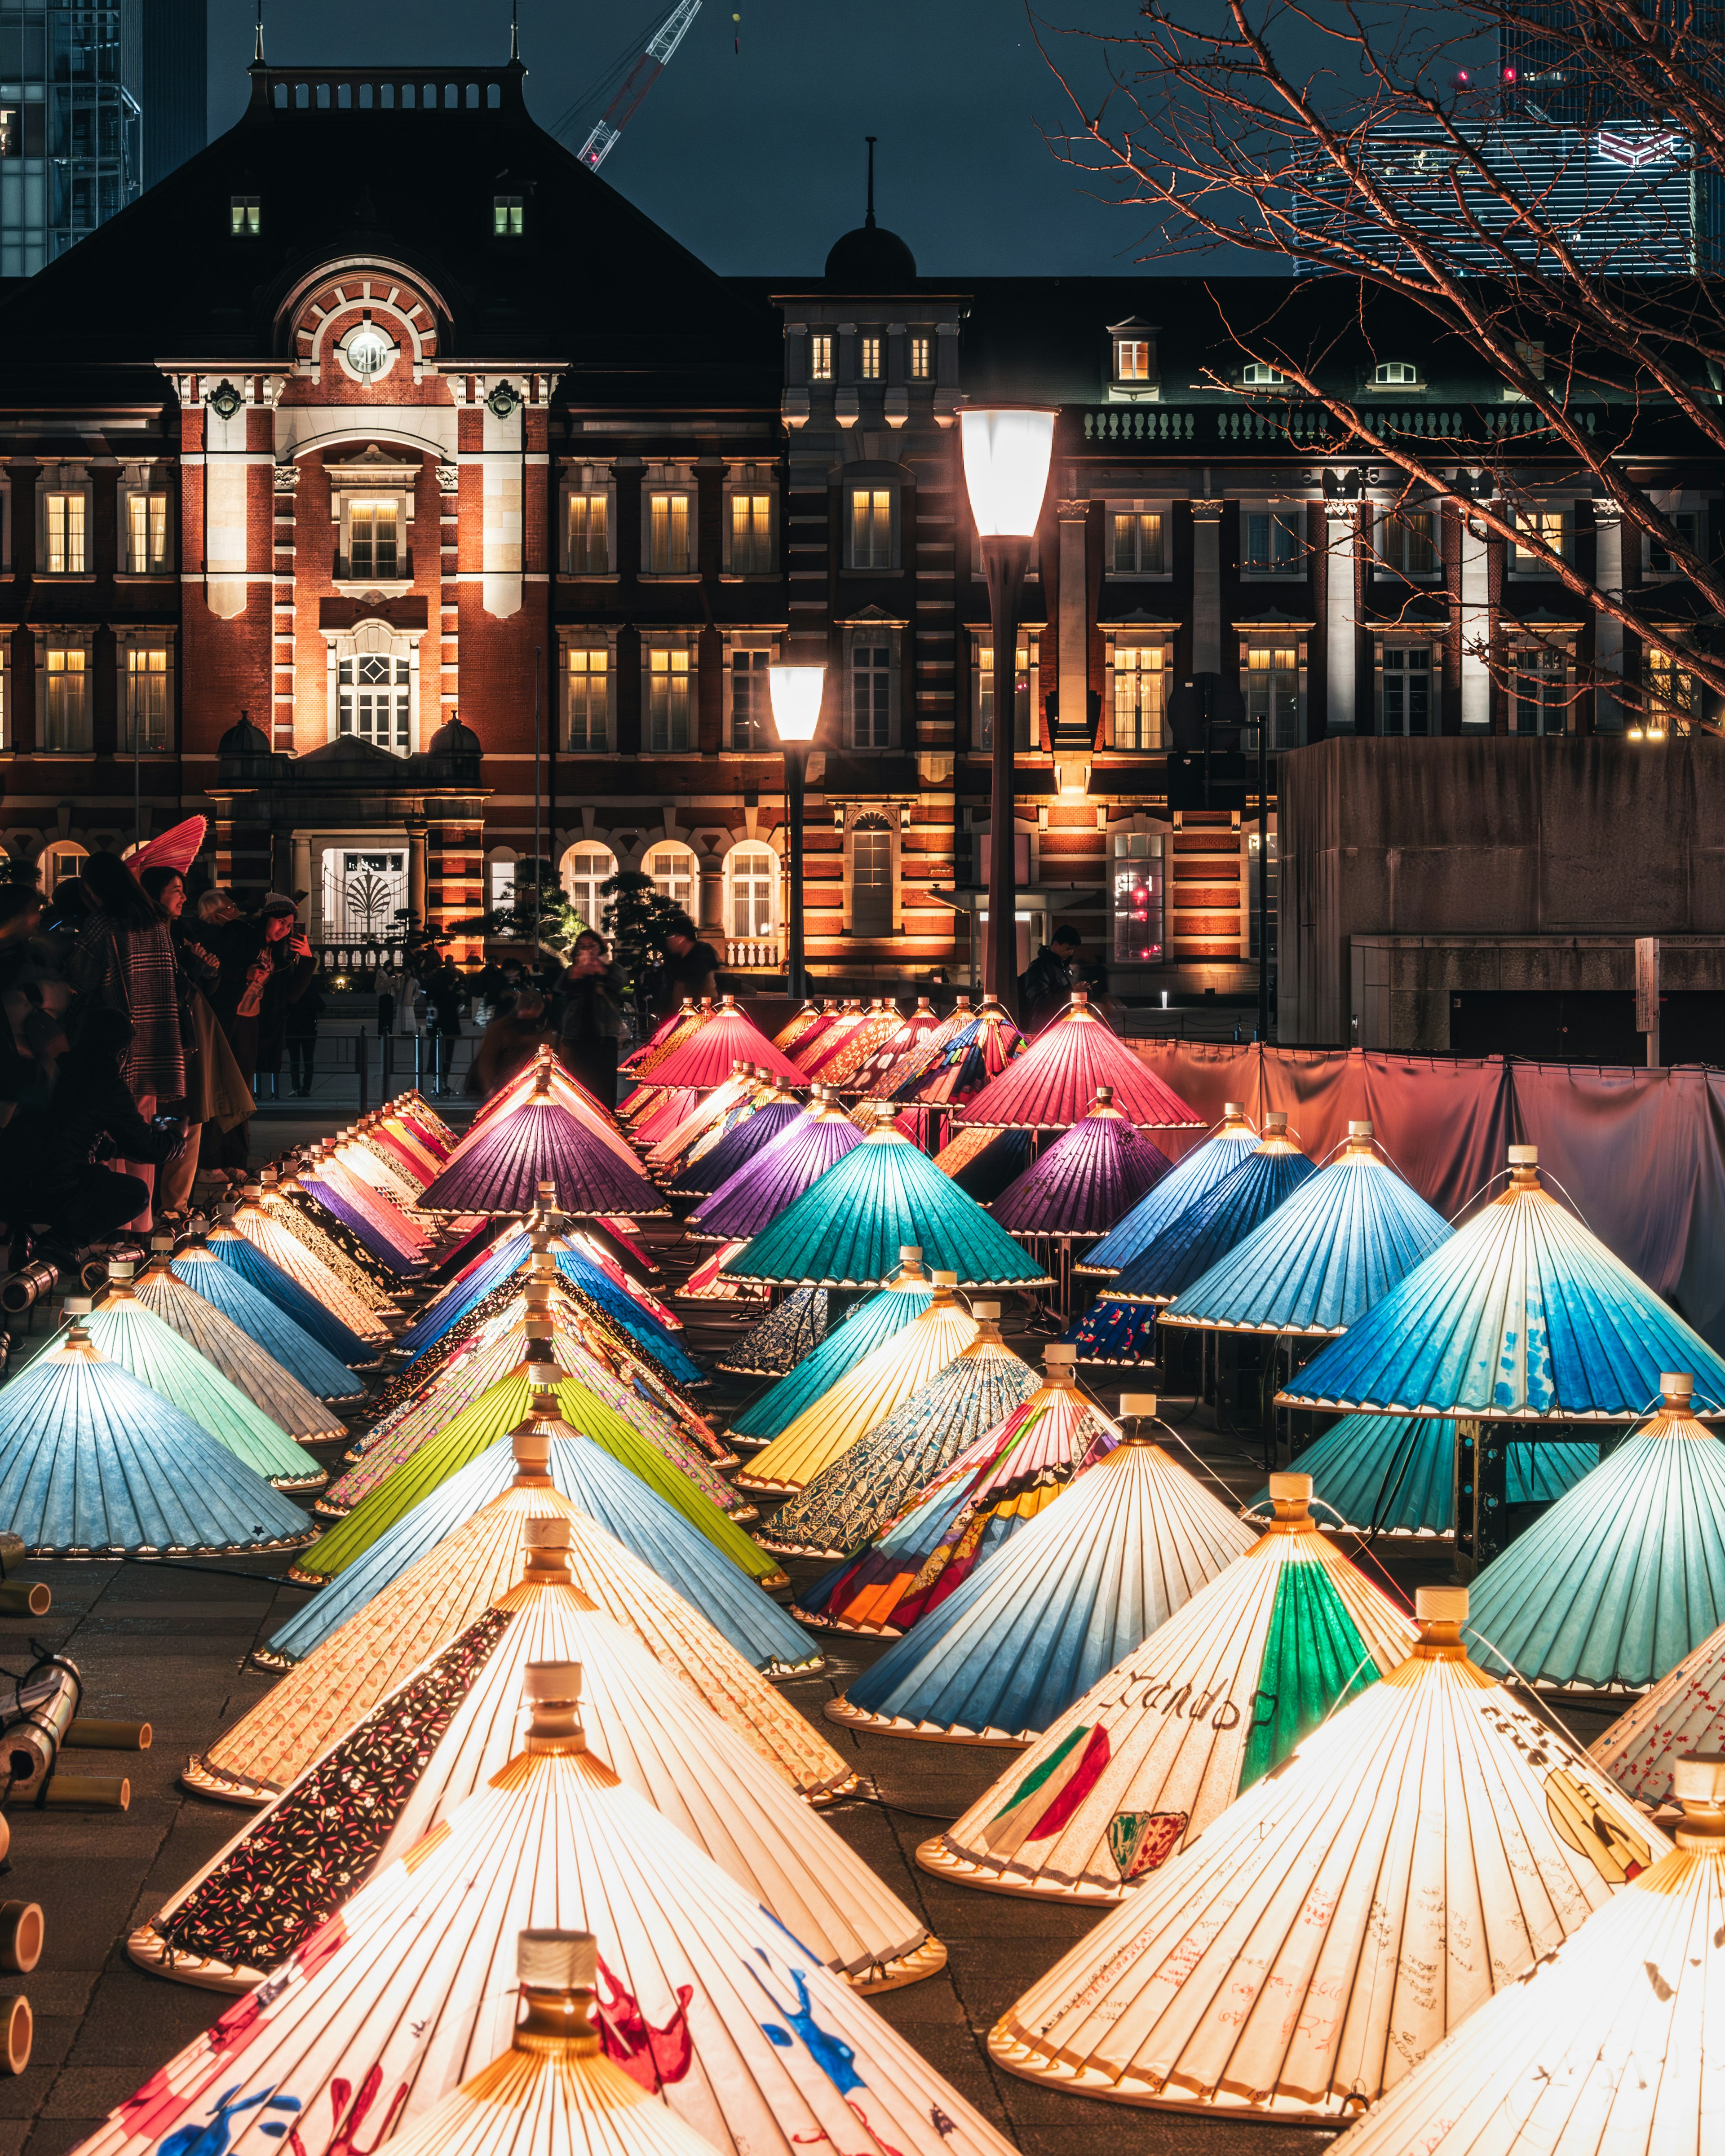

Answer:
[1077,1104,1259,1277]
[1260,1414,1597,1536]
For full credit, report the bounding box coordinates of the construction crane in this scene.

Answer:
[577,0,703,171]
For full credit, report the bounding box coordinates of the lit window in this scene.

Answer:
[345,326,392,380]
[729,647,771,749]
[123,646,170,751]
[810,332,834,381]
[1112,831,1164,963]
[1374,360,1420,385]
[43,645,89,751]
[728,844,777,939]
[1248,829,1278,963]
[729,491,772,574]
[1511,508,1570,569]
[646,647,693,751]
[566,492,609,574]
[646,845,693,911]
[1510,641,1571,735]
[493,194,523,236]
[230,195,260,236]
[850,487,893,569]
[859,335,882,380]
[1379,511,1437,577]
[338,650,411,754]
[850,641,893,748]
[1244,643,1301,751]
[1377,643,1435,735]
[851,814,893,936]
[976,632,1037,751]
[1111,641,1167,750]
[489,858,518,909]
[1241,362,1286,386]
[1115,339,1152,381]
[1645,649,1699,733]
[909,334,931,380]
[563,648,610,751]
[1110,507,1165,575]
[349,500,399,580]
[43,492,84,574]
[648,490,692,573]
[126,491,168,573]
[1243,510,1302,575]
[561,844,618,931]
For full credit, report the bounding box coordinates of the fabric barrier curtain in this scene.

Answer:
[1127,1045,1725,1351]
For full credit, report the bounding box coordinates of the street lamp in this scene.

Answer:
[961,405,1056,1018]
[769,663,826,1002]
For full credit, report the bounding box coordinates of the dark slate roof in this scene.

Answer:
[0,58,780,411]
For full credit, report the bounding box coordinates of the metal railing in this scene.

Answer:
[315,941,409,981]
[252,1026,475,1112]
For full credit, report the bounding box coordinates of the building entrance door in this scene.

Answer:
[321,847,408,943]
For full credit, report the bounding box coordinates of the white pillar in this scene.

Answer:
[1325,504,1358,731]
[1461,510,1492,729]
[1593,511,1624,732]
[1056,499,1090,738]
[1191,499,1222,674]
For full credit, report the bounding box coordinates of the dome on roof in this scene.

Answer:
[428,713,480,756]
[218,712,270,755]
[824,218,917,291]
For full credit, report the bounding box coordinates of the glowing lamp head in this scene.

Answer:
[767,664,826,744]
[960,406,1057,537]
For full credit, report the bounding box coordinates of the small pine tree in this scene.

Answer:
[601,870,680,1013]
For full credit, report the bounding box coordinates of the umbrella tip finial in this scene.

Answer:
[1044,1343,1078,1383]
[1672,1757,1725,1844]
[522,1662,586,1753]
[515,1930,600,2052]
[1346,1118,1373,1142]
[1267,1471,1313,1523]
[1415,1585,1469,1654]
[1662,1371,1696,1410]
[1508,1143,1539,1173]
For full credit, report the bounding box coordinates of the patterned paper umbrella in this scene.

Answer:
[726,1256,933,1442]
[859,996,970,1099]
[1078,1101,1259,1276]
[771,997,828,1055]
[255,1169,403,1319]
[1592,1615,1725,1807]
[889,997,1023,1107]
[211,1204,387,1358]
[460,1050,643,1168]
[645,994,807,1087]
[420,1075,666,1219]
[959,993,1200,1131]
[1261,1413,1597,1537]
[787,998,861,1072]
[721,1117,1053,1290]
[796,999,875,1080]
[716,1284,828,1377]
[990,1089,1173,1238]
[987,1586,1665,2122]
[619,996,709,1077]
[919,1472,1414,1900]
[104,1661,1019,2156]
[1281,1145,1725,1421]
[671,1090,804,1198]
[298,1149,428,1272]
[847,997,944,1097]
[136,1523,928,1996]
[686,1092,862,1242]
[809,1001,909,1090]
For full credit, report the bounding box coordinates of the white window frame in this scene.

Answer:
[1240,636,1306,752]
[1373,360,1422,386]
[721,464,774,575]
[1115,337,1153,383]
[116,629,175,752]
[810,332,834,382]
[39,469,88,576]
[1375,638,1441,736]
[1111,827,1166,965]
[560,841,619,931]
[230,194,261,236]
[725,841,779,941]
[121,470,172,575]
[493,193,524,237]
[37,630,93,751]
[1241,503,1305,578]
[642,463,697,576]
[972,627,1039,752]
[1506,635,1575,736]
[909,334,931,380]
[1106,634,1172,751]
[560,634,614,753]
[39,840,86,891]
[1644,490,1701,578]
[846,626,898,749]
[1645,645,1703,733]
[848,484,898,570]
[846,811,897,938]
[1375,506,1440,579]
[1241,362,1286,386]
[642,633,697,752]
[562,463,614,575]
[724,634,778,750]
[1106,499,1169,577]
[1509,506,1572,574]
[327,618,421,756]
[643,839,697,915]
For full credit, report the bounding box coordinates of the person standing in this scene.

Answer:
[467,987,556,1100]
[654,914,720,1018]
[558,929,625,1110]
[1018,923,1084,1032]
[284,976,324,1097]
[424,965,467,1095]
[208,894,315,1169]
[375,984,396,1038]
[137,865,252,1219]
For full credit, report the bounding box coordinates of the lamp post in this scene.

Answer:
[768,663,826,1002]
[961,406,1056,1019]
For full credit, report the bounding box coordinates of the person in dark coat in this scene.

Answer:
[467,989,556,1100]
[1018,923,1083,1033]
[284,979,325,1097]
[423,966,467,1095]
[558,930,626,1110]
[654,914,720,1018]
[203,894,314,1169]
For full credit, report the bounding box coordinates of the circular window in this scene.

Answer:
[342,325,395,383]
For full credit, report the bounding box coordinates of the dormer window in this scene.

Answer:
[493,194,523,237]
[910,335,931,379]
[1374,361,1421,385]
[1241,362,1286,386]
[230,195,260,237]
[810,333,834,382]
[1116,339,1152,382]
[860,335,882,380]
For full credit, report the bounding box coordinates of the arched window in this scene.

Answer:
[561,842,618,931]
[850,813,893,938]
[646,841,695,915]
[38,840,86,892]
[726,844,777,939]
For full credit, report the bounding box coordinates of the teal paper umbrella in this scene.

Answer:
[1261,1414,1597,1536]
[1161,1121,1451,1337]
[1110,1114,1315,1307]
[727,1259,933,1443]
[169,1237,367,1403]
[721,1115,1052,1290]
[1463,1373,1725,1688]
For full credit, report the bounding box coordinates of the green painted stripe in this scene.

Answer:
[1240,1559,1377,1791]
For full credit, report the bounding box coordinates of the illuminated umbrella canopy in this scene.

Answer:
[169,1233,368,1401]
[669,1085,802,1198]
[827,1418,1256,1745]
[1078,1100,1259,1276]
[620,995,706,1076]
[1110,1113,1315,1306]
[126,810,206,879]
[959,992,1200,1132]
[341,1930,725,2156]
[643,1065,772,1174]
[189,1425,833,1806]
[726,1252,933,1443]
[1265,1412,1597,1537]
[226,1184,397,1340]
[918,1472,1414,1900]
[1461,1372,1725,1690]
[677,1241,765,1299]
[298,1147,429,1271]
[106,1664,1017,2156]
[808,1000,907,1090]
[796,1348,1121,1635]
[716,1283,827,1378]
[646,994,807,1089]
[733,1273,981,1498]
[987,1586,1667,2121]
[889,995,1022,1107]
[333,1121,425,1200]
[990,1088,1173,1239]
[0,1327,312,1557]
[254,1167,403,1321]
[137,1521,926,1995]
[771,996,827,1056]
[1316,1754,1725,2156]
[795,998,871,1080]
[848,995,943,1097]
[1592,1613,1725,1807]
[759,1307,1038,1561]
[462,1051,644,1171]
[721,1117,1052,1290]
[131,1244,344,1443]
[419,1074,666,1220]
[207,1206,386,1360]
[686,1090,861,1243]
[1279,1144,1725,1420]
[54,1281,325,1493]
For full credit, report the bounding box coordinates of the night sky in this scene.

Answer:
[212,1,1154,277]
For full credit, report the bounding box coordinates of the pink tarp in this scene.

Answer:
[1127,1044,1725,1351]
